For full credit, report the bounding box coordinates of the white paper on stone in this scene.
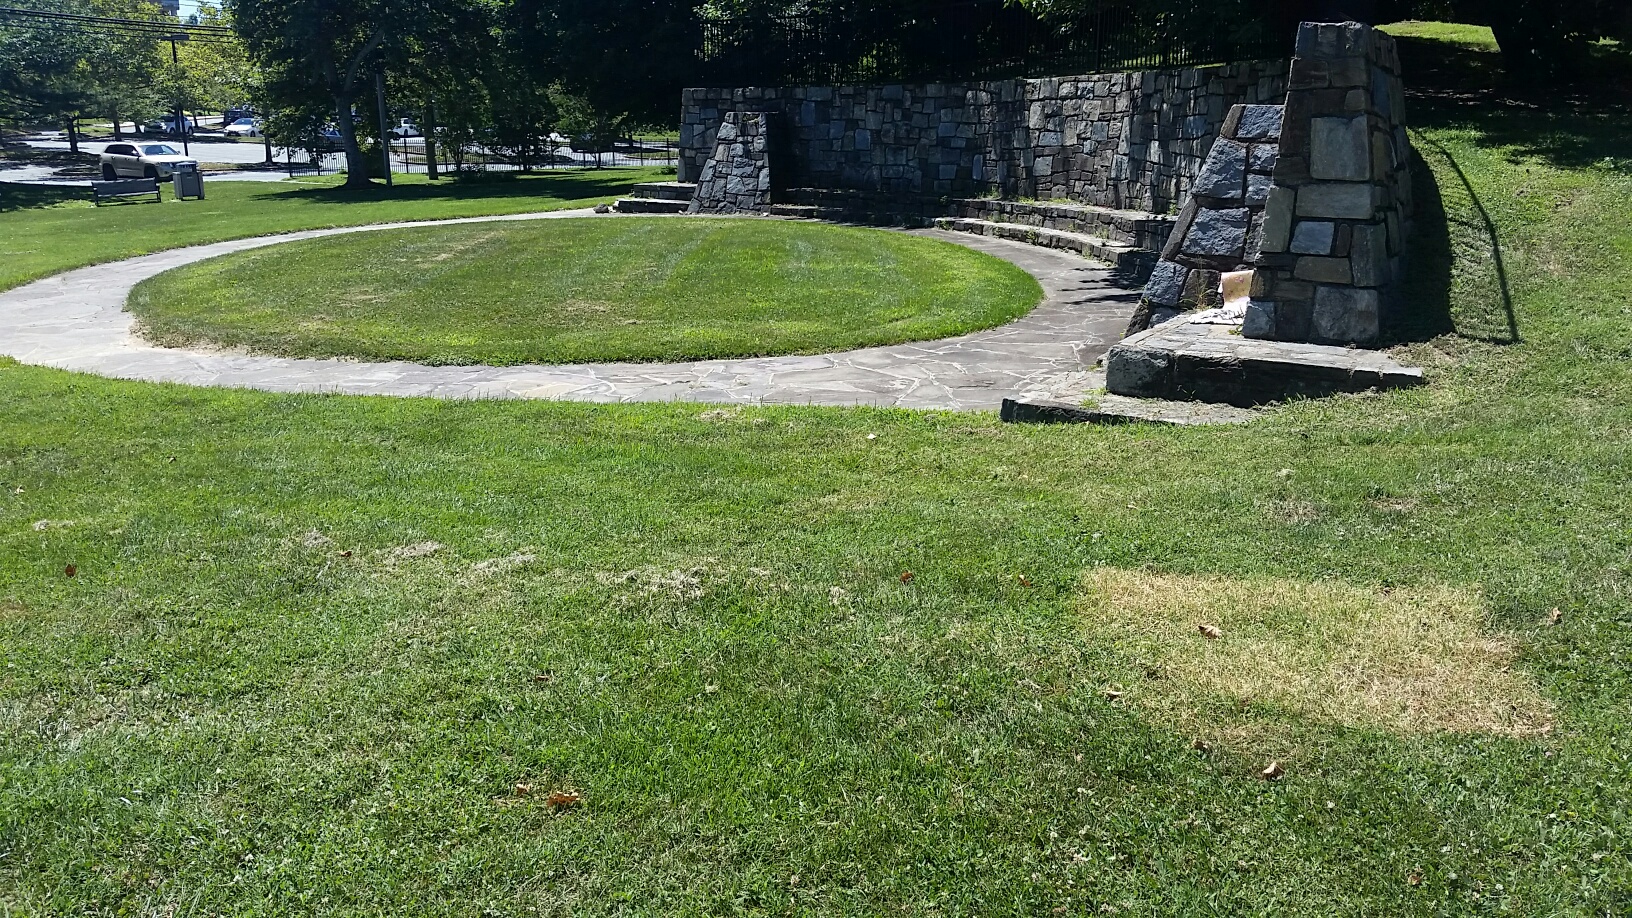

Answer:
[1188,269,1253,325]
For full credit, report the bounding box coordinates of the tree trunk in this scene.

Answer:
[66,117,79,154]
[1488,0,1567,80]
[334,95,373,188]
[112,112,123,140]
[264,132,273,164]
[424,100,439,181]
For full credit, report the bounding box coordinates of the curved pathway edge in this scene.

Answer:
[0,209,1141,410]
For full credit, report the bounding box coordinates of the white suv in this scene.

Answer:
[99,142,198,181]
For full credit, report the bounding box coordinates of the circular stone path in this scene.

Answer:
[0,209,1141,410]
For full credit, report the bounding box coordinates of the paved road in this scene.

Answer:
[0,211,1139,410]
[8,132,674,186]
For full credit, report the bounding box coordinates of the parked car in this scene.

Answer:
[223,117,263,137]
[99,142,198,181]
[389,118,420,138]
[140,115,195,136]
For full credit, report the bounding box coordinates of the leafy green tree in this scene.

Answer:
[231,0,492,187]
[0,0,99,139]
[176,4,254,117]
[88,0,180,138]
[509,0,703,125]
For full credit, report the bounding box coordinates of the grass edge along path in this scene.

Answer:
[127,218,1044,366]
[0,168,665,294]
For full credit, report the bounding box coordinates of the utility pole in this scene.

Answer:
[167,33,190,156]
[375,71,393,187]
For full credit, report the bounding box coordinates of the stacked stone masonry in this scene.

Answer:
[680,60,1288,214]
[1127,102,1283,332]
[688,112,776,214]
[1245,22,1412,345]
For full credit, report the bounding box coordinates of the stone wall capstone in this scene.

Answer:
[1245,21,1412,345]
[688,112,775,213]
[680,59,1287,214]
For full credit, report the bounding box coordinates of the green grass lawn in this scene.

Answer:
[128,218,1042,365]
[3,32,1632,916]
[0,168,664,293]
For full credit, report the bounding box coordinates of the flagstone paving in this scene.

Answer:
[0,209,1142,410]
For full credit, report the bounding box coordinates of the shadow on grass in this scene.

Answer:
[271,169,650,207]
[1398,35,1632,171]
[1387,142,1519,347]
[1382,32,1632,345]
[0,183,91,213]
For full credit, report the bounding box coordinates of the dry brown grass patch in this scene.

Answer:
[1269,498,1322,524]
[1078,569,1553,742]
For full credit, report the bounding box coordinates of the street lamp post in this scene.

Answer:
[167,33,190,156]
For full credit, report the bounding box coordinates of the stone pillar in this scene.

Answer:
[1125,102,1283,335]
[1245,21,1411,346]
[689,112,775,214]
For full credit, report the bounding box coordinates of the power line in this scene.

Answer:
[0,7,234,36]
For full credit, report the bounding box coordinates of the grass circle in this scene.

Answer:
[128,217,1044,366]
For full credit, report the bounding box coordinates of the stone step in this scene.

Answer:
[628,181,697,201]
[949,198,1176,251]
[613,198,690,214]
[933,217,1158,279]
[773,188,944,221]
[768,204,821,218]
[1105,317,1425,407]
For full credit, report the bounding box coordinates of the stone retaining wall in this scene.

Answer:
[680,59,1288,214]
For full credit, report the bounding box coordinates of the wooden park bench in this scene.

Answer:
[91,178,162,206]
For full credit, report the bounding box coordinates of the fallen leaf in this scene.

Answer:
[1198,623,1223,639]
[1407,871,1423,887]
[338,550,353,558]
[1547,608,1563,626]
[514,782,533,796]
[1018,574,1032,587]
[64,564,76,578]
[1103,689,1123,701]
[1260,761,1284,781]
[899,571,914,583]
[533,673,552,683]
[1190,738,1212,753]
[545,790,581,810]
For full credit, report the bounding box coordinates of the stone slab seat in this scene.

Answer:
[1104,318,1424,408]
[628,181,698,202]
[613,198,690,214]
[949,198,1177,251]
[934,217,1159,280]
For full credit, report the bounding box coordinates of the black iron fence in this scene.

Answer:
[700,0,1298,87]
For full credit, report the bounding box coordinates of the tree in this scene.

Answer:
[509,0,703,126]
[0,0,100,138]
[176,4,254,117]
[83,0,170,139]
[231,0,492,188]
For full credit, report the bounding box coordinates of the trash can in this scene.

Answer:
[173,162,205,201]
